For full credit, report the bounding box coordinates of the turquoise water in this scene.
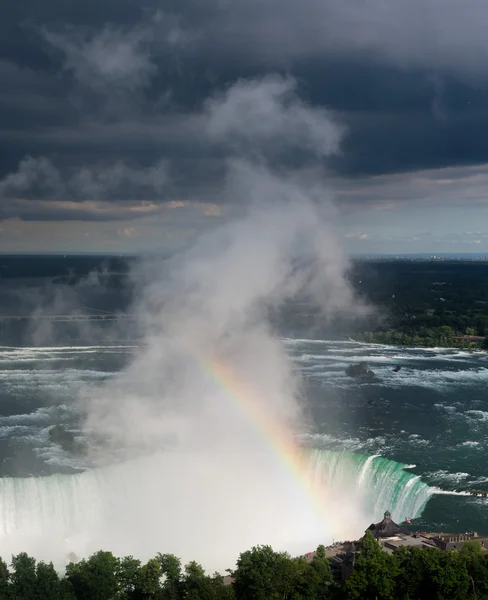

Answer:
[289,339,488,534]
[0,339,486,543]
[305,449,435,525]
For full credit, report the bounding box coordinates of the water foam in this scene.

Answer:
[305,450,435,524]
[466,410,488,422]
[0,449,436,568]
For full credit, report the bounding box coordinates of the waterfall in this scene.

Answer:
[0,449,436,570]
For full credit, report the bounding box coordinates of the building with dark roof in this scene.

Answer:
[366,510,488,555]
[329,542,358,583]
[367,510,410,538]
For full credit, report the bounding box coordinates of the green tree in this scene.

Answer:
[435,551,470,600]
[343,531,397,600]
[212,573,236,600]
[158,554,181,599]
[137,558,162,599]
[395,547,470,600]
[59,579,77,600]
[290,557,323,600]
[232,545,299,600]
[439,325,454,340]
[216,585,237,600]
[290,545,333,600]
[66,551,119,600]
[0,557,10,600]
[311,545,333,585]
[182,561,216,600]
[460,541,488,599]
[116,556,142,600]
[10,553,37,600]
[36,561,61,600]
[394,547,440,600]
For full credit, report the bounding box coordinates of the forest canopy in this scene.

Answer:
[2,532,488,600]
[349,260,488,348]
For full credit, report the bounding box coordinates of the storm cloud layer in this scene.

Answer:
[2,0,488,252]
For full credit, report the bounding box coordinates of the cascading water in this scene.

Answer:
[304,449,436,525]
[0,449,437,566]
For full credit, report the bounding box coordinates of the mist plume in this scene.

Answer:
[0,75,372,571]
[76,185,367,570]
[69,77,371,571]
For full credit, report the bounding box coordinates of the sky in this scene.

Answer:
[2,0,488,254]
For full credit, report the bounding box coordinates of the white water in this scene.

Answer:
[0,339,485,569]
[0,449,435,570]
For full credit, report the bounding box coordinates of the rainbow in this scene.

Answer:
[199,354,332,532]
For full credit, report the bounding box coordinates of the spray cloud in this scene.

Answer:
[69,75,370,570]
[0,75,371,571]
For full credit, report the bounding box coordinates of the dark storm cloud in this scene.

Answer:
[195,0,488,77]
[3,0,488,223]
[0,71,344,221]
[0,156,170,202]
[333,163,488,211]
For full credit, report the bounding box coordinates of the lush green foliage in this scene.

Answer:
[232,544,332,599]
[359,327,486,349]
[340,532,488,600]
[0,544,331,600]
[1,535,488,599]
[348,260,488,348]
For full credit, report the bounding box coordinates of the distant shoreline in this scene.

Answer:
[355,331,487,351]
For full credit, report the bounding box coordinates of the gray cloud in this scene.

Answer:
[70,160,170,200]
[7,0,488,80]
[2,0,488,236]
[204,75,343,161]
[0,73,344,221]
[0,156,170,205]
[184,0,488,79]
[0,156,62,199]
[332,163,488,211]
[427,73,447,121]
[0,14,379,563]
[39,9,195,98]
[42,25,157,93]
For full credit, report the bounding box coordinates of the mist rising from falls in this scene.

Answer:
[2,82,377,570]
[1,197,368,570]
[0,450,435,570]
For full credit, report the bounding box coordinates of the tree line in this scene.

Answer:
[358,327,488,349]
[0,544,330,600]
[346,260,488,348]
[1,530,488,599]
